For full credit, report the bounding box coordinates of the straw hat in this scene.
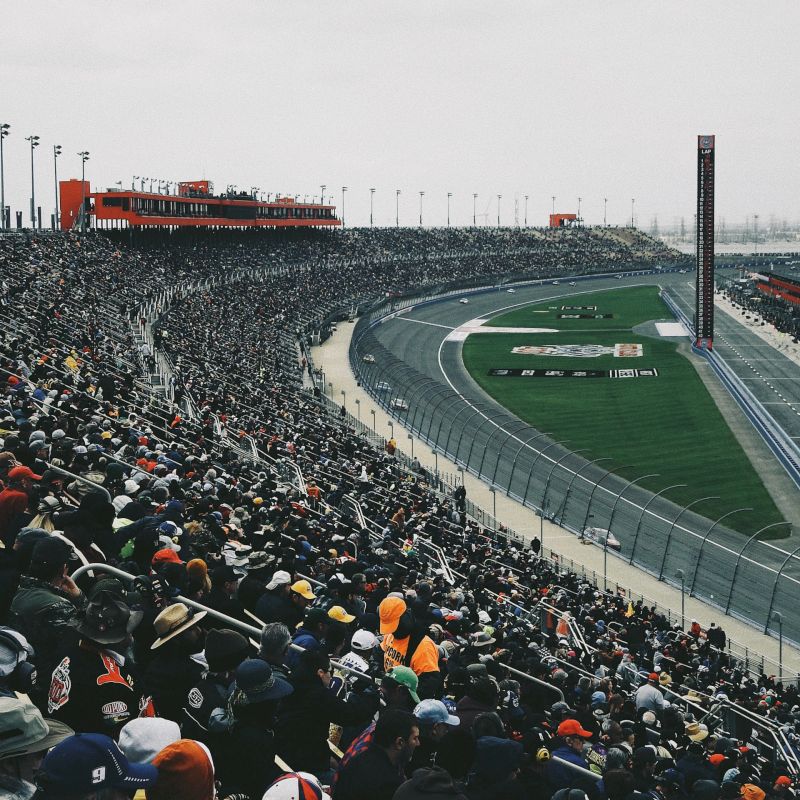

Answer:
[151,604,206,649]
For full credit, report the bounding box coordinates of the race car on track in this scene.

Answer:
[569,281,577,286]
[581,527,621,550]
[459,298,470,304]
[375,381,391,393]
[552,280,560,285]
[507,288,516,293]
[390,398,409,411]
[362,354,376,363]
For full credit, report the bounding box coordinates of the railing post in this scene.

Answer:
[764,542,800,633]
[690,507,753,597]
[628,483,687,565]
[657,496,719,580]
[724,522,790,614]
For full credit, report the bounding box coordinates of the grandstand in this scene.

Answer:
[2,226,799,799]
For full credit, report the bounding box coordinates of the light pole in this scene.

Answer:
[396,189,400,227]
[370,188,375,227]
[340,389,346,411]
[604,197,608,226]
[577,197,582,224]
[354,398,361,423]
[497,194,502,227]
[675,569,686,629]
[0,123,9,229]
[370,409,376,432]
[490,486,497,529]
[433,449,439,478]
[407,434,414,459]
[78,151,90,233]
[53,145,62,229]
[772,611,783,680]
[447,192,452,227]
[631,198,635,228]
[388,420,394,441]
[25,135,40,229]
[320,184,326,204]
[524,194,528,226]
[551,195,555,215]
[419,191,424,227]
[473,193,477,227]
[341,186,347,226]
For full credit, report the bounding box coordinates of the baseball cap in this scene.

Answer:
[302,607,330,628]
[36,733,157,796]
[656,769,684,790]
[385,666,420,704]
[557,719,593,738]
[152,548,183,566]
[414,699,459,726]
[351,629,378,651]
[379,596,407,635]
[328,606,356,624]
[266,570,292,591]
[775,777,793,788]
[263,771,331,800]
[291,579,315,600]
[7,465,42,481]
[31,536,74,567]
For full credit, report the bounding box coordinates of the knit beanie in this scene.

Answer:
[186,558,211,593]
[118,718,181,764]
[149,740,214,800]
[204,628,250,673]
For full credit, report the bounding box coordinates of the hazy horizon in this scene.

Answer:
[3,2,799,229]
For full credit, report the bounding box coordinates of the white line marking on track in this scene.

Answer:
[395,317,455,330]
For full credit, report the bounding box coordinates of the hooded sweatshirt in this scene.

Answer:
[393,767,469,800]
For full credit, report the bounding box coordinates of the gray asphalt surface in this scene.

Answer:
[352,269,800,642]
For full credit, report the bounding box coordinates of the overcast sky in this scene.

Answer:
[3,2,799,229]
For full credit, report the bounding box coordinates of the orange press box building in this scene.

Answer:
[59,179,340,231]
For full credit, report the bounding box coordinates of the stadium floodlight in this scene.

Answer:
[395,189,401,227]
[631,198,635,228]
[675,569,686,630]
[473,193,478,227]
[447,192,452,227]
[497,194,501,227]
[419,191,424,227]
[407,433,414,459]
[353,397,361,423]
[524,195,528,227]
[369,188,375,227]
[0,123,9,230]
[78,151,90,233]
[551,195,555,215]
[604,197,608,226]
[341,186,347,226]
[25,135,40,229]
[577,196,582,224]
[320,184,326,204]
[772,612,783,681]
[53,145,62,229]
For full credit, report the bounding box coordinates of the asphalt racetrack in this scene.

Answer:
[354,269,800,642]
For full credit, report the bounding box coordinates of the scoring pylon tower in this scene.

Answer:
[695,134,715,349]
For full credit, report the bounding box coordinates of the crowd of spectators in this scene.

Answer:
[0,227,793,800]
[722,281,800,342]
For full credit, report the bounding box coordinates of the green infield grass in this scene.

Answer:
[462,285,785,536]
